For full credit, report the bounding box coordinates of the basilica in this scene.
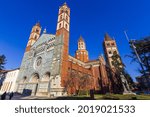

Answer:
[15,3,130,97]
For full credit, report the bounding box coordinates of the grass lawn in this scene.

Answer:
[50,94,150,100]
[94,94,150,100]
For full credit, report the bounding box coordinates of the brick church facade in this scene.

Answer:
[16,3,125,97]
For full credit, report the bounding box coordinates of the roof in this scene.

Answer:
[85,59,99,63]
[78,36,85,42]
[0,68,20,73]
[62,2,69,7]
[104,33,113,41]
[0,70,9,73]
[35,22,41,27]
[63,2,67,5]
[59,2,70,9]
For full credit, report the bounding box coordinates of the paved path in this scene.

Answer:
[1,94,56,100]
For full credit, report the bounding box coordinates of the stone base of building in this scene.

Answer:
[33,88,67,98]
[48,88,67,97]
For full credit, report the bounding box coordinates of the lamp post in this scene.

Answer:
[124,31,146,76]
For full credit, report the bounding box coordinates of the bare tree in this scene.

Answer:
[64,69,94,96]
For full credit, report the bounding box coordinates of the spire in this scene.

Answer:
[99,54,104,59]
[104,33,113,41]
[64,2,67,5]
[101,54,104,58]
[76,36,89,62]
[35,22,41,27]
[78,36,84,42]
[60,2,68,7]
[26,22,41,52]
[43,28,47,34]
[63,2,68,6]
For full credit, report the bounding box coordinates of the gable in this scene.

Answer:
[31,34,56,48]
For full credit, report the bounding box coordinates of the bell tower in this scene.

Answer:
[56,2,70,86]
[103,33,119,69]
[56,2,70,36]
[26,22,41,52]
[75,36,89,62]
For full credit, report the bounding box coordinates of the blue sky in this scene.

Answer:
[0,0,150,81]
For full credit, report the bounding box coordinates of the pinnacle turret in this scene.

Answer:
[104,33,113,41]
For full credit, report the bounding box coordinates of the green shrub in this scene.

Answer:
[131,96,137,100]
[102,95,120,100]
[78,90,89,95]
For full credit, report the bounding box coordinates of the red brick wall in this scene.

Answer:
[75,50,89,62]
[56,28,69,87]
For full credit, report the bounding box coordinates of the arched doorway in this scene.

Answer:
[38,72,51,94]
[28,73,39,96]
[42,72,50,81]
[30,73,39,83]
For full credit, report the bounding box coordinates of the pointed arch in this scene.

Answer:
[42,72,51,81]
[29,73,39,83]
